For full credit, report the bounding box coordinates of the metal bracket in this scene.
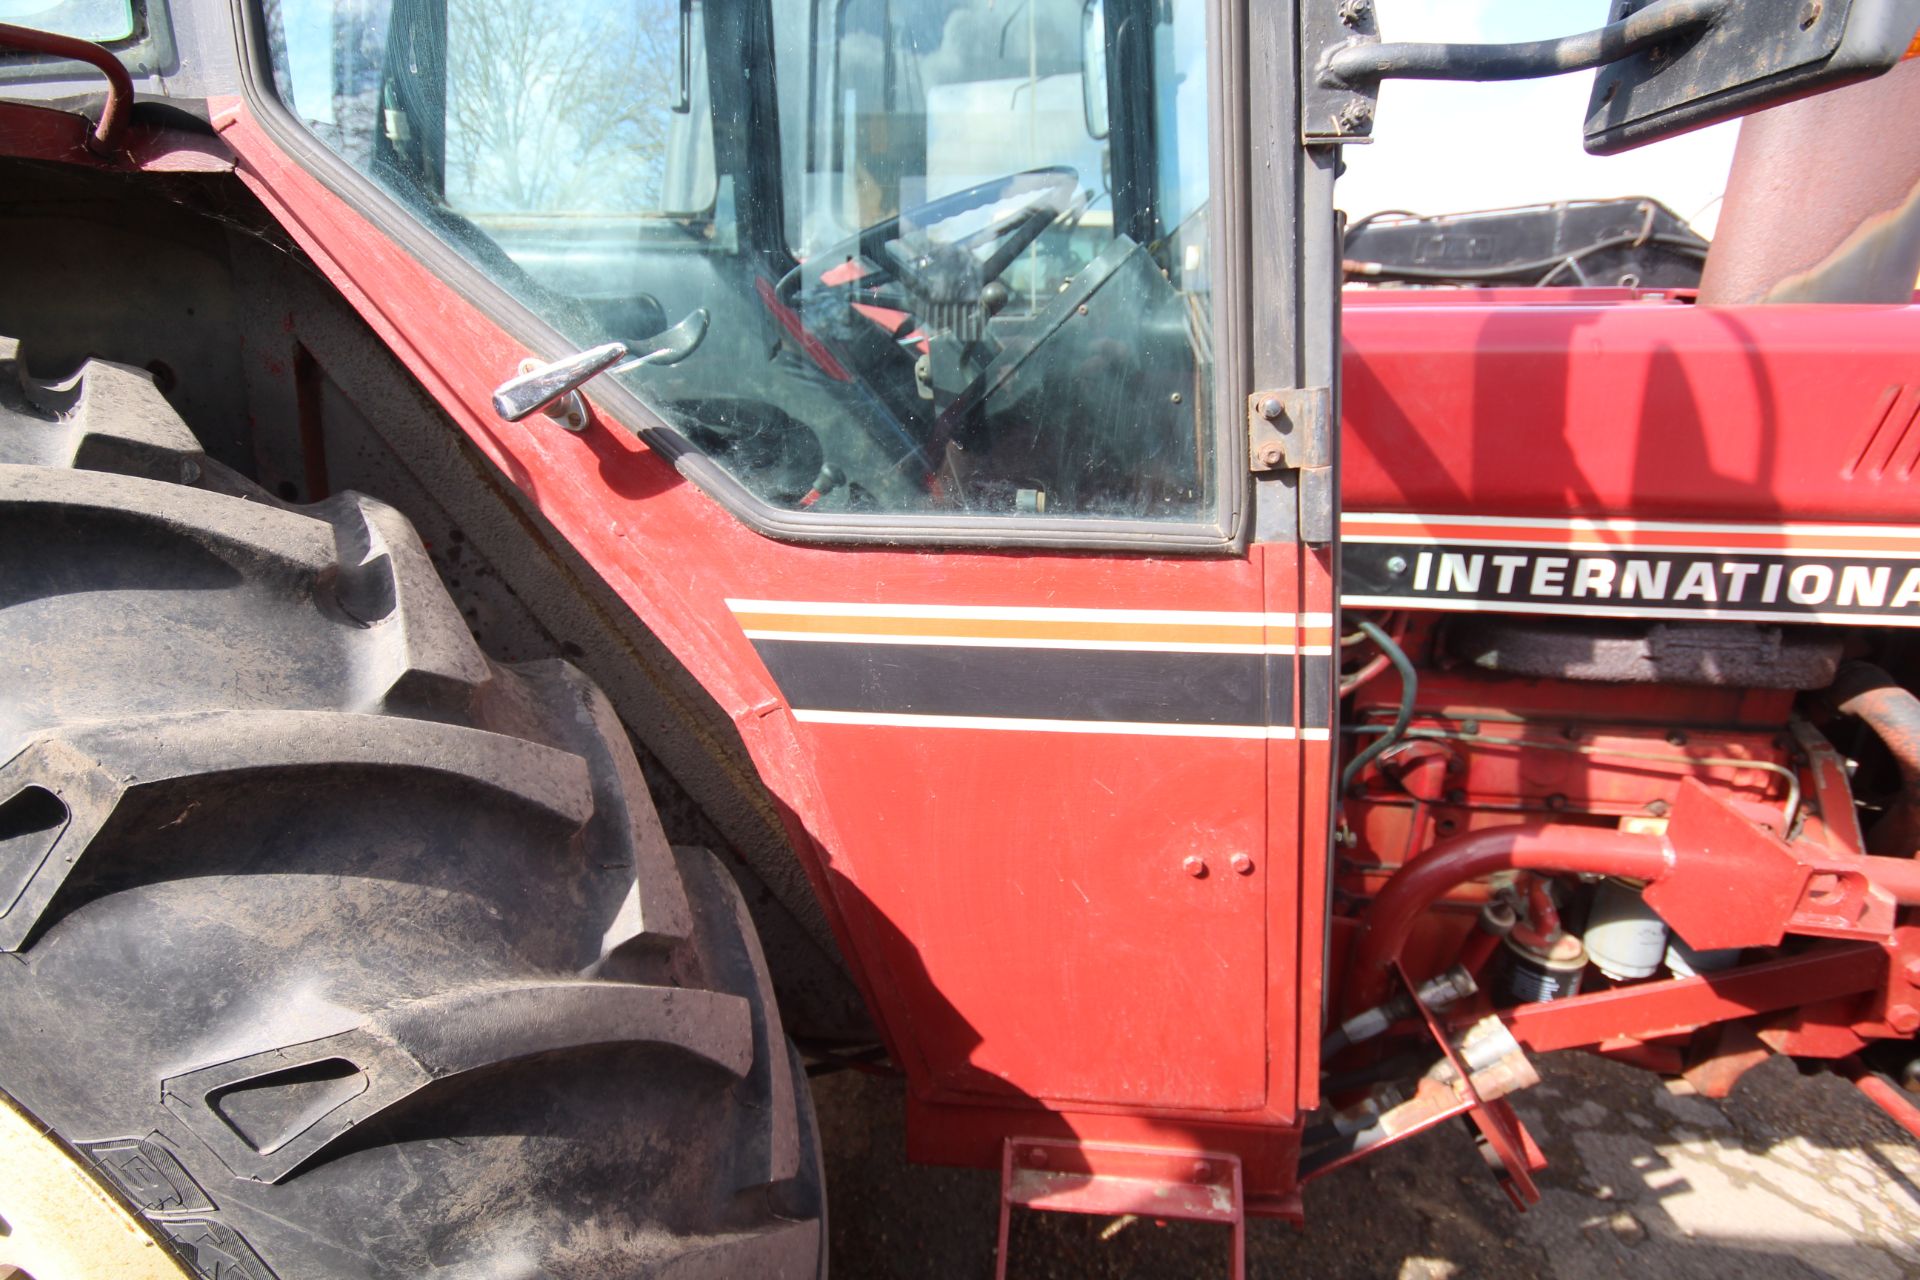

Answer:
[1304,965,1545,1207]
[1301,0,1382,143]
[1247,387,1329,472]
[996,1138,1245,1280]
[1249,386,1335,544]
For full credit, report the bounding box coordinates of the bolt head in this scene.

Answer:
[1385,554,1408,575]
[1257,442,1286,467]
[1260,396,1285,420]
[1335,100,1374,134]
[1191,1160,1212,1180]
[1888,1003,1920,1035]
[1231,853,1255,876]
[1183,855,1208,878]
[1028,1147,1049,1168]
[1902,955,1920,985]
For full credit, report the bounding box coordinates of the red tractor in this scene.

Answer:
[1,0,1918,1275]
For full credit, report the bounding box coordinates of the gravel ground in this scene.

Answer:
[813,1053,1920,1279]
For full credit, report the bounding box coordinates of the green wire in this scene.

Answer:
[1338,619,1417,797]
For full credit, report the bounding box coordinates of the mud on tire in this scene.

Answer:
[0,341,824,1278]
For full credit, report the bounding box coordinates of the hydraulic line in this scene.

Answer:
[1344,723,1802,834]
[1344,824,1920,1018]
[1344,823,1675,1015]
[1339,619,1416,797]
[1340,612,1408,697]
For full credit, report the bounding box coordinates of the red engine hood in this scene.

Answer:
[1341,290,1920,524]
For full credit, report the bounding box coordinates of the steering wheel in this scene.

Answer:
[780,167,1081,328]
[763,168,1080,509]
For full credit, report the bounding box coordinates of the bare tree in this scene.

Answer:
[444,0,684,214]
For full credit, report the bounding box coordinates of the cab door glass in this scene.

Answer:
[0,0,134,41]
[266,0,719,350]
[264,0,1219,527]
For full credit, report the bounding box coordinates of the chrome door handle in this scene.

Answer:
[491,310,709,431]
[492,342,626,429]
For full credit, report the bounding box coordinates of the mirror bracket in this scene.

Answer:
[1301,0,1918,152]
[1301,0,1383,144]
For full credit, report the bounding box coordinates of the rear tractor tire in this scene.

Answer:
[0,340,824,1279]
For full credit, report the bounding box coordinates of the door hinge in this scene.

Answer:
[1249,387,1334,544]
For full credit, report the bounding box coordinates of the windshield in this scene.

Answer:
[268,0,1221,528]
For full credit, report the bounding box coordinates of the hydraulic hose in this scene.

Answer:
[1344,823,1675,1016]
[1340,619,1416,797]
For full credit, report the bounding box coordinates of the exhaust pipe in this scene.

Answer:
[1698,56,1920,305]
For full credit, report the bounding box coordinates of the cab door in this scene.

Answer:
[233,0,1339,1154]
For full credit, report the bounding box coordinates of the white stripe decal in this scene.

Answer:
[790,709,1303,739]
[727,599,1315,627]
[742,630,1302,655]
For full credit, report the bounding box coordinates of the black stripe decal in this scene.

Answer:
[754,640,1309,727]
[1264,653,1296,728]
[1301,654,1334,730]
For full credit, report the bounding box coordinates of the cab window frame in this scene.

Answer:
[233,0,1253,552]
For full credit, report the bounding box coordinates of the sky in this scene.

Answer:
[1335,0,1741,235]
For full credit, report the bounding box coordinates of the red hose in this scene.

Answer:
[1843,1062,1920,1143]
[1346,823,1673,1014]
[0,23,133,153]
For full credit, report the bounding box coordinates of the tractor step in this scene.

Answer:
[995,1137,1245,1279]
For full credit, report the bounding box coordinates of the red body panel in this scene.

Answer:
[1343,294,1920,522]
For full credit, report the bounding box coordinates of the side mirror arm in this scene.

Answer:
[1320,0,1729,88]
